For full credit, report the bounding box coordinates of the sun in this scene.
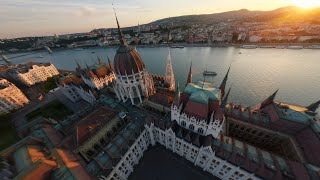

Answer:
[291,0,320,8]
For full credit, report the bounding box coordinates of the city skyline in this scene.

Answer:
[1,0,320,39]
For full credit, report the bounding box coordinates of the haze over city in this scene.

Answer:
[1,0,320,38]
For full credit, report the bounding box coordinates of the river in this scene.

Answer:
[5,46,320,108]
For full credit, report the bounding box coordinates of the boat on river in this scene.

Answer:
[203,70,217,76]
[241,45,257,49]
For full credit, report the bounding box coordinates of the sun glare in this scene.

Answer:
[291,0,320,8]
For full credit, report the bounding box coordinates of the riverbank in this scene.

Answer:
[3,42,320,55]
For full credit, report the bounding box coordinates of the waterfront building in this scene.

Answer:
[77,58,115,90]
[7,62,59,86]
[113,15,155,105]
[0,78,29,114]
[59,74,96,104]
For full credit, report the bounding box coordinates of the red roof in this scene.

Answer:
[184,100,208,120]
[295,127,320,166]
[114,45,145,75]
[75,107,118,146]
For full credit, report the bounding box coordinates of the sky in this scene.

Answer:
[0,0,318,38]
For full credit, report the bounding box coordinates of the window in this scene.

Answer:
[181,121,186,127]
[198,128,204,134]
[189,124,194,130]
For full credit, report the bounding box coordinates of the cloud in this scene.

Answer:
[76,6,97,17]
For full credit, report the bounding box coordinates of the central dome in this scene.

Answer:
[114,44,145,75]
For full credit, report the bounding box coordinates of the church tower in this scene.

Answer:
[113,12,155,105]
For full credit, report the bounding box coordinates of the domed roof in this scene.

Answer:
[114,45,145,75]
[113,15,145,76]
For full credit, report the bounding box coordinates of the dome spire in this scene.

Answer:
[113,5,127,45]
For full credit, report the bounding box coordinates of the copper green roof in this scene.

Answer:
[184,81,221,104]
[274,102,315,125]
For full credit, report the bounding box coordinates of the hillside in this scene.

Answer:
[148,6,320,26]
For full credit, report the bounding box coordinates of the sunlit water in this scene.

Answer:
[6,47,320,108]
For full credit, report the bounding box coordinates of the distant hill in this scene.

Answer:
[147,6,320,26]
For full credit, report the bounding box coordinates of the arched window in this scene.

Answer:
[181,121,186,127]
[198,128,204,134]
[189,124,194,131]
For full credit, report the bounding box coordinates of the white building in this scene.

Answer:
[103,116,260,180]
[7,62,59,86]
[113,16,155,105]
[0,78,29,114]
[77,58,116,90]
[59,75,96,104]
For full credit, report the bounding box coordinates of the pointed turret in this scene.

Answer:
[75,60,81,70]
[107,56,114,70]
[306,100,320,112]
[260,89,279,109]
[220,66,231,97]
[97,56,103,65]
[85,63,90,70]
[175,81,180,97]
[186,62,192,86]
[221,87,231,108]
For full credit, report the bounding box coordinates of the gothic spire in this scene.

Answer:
[220,66,231,97]
[221,87,231,108]
[260,89,279,108]
[306,100,320,112]
[165,47,175,91]
[186,61,192,86]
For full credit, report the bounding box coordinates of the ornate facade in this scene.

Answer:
[113,15,155,105]
[77,58,116,90]
[7,62,59,86]
[59,74,96,104]
[0,78,29,114]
